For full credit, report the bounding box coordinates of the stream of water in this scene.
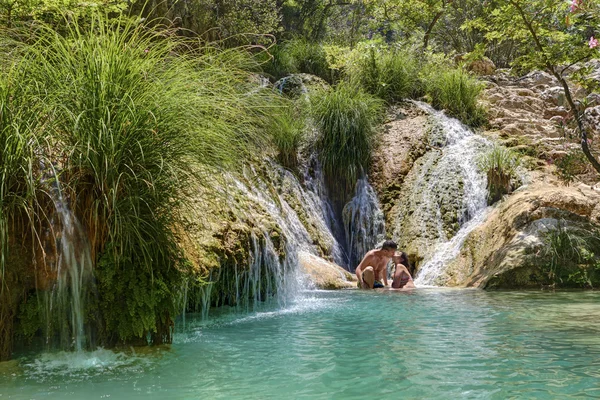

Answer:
[3,289,600,399]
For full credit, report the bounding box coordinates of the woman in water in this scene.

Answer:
[391,251,416,289]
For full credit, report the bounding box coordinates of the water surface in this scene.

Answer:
[2,289,600,399]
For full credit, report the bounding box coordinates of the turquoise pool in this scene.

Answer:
[2,289,600,399]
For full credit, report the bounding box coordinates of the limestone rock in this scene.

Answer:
[439,184,600,288]
[370,103,429,216]
[299,251,356,290]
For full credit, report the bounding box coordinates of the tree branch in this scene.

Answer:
[509,0,600,174]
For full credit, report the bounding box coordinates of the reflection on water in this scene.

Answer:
[2,290,600,399]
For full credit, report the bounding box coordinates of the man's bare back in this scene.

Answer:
[355,241,397,289]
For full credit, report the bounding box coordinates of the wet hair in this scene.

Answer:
[381,240,398,251]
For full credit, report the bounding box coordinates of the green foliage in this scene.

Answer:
[269,102,306,169]
[0,13,291,347]
[264,38,332,81]
[423,67,487,126]
[311,83,384,195]
[539,223,600,288]
[94,244,181,345]
[0,65,43,289]
[484,0,600,73]
[478,145,520,203]
[347,46,421,103]
[0,0,129,29]
[555,148,590,185]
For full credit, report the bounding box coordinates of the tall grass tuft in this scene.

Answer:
[0,65,47,360]
[269,101,306,169]
[424,68,487,127]
[264,38,331,82]
[478,145,520,204]
[348,47,421,103]
[10,14,287,345]
[311,83,384,198]
[540,223,600,287]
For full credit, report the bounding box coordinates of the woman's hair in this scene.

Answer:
[394,251,411,271]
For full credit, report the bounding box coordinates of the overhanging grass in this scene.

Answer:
[4,14,291,345]
[347,47,421,103]
[311,83,384,197]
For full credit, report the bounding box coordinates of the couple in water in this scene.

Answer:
[355,240,415,290]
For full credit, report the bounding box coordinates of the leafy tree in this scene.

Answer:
[0,0,128,27]
[486,0,600,174]
[359,0,453,47]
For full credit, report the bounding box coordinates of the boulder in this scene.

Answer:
[299,251,356,290]
[438,184,600,288]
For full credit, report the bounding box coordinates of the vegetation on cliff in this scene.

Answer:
[1,0,600,360]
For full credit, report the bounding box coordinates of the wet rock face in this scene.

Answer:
[390,150,465,264]
[370,104,429,217]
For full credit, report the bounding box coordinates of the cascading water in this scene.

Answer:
[192,160,345,317]
[343,178,386,270]
[42,165,93,351]
[300,155,346,265]
[395,103,491,286]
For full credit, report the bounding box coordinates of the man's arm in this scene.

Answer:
[382,264,389,287]
[355,253,372,289]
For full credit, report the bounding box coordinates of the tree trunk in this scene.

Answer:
[423,11,443,48]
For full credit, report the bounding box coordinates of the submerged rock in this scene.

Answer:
[299,252,356,290]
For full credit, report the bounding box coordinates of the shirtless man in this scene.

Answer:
[391,251,416,289]
[355,240,397,289]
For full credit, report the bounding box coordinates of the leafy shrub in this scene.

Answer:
[478,145,520,203]
[423,68,487,127]
[311,83,384,196]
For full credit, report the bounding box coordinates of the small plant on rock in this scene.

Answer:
[478,145,520,203]
[554,148,590,185]
[539,223,600,288]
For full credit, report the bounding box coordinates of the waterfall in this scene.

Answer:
[300,155,346,265]
[343,178,386,270]
[395,103,491,286]
[42,164,93,351]
[192,160,345,316]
